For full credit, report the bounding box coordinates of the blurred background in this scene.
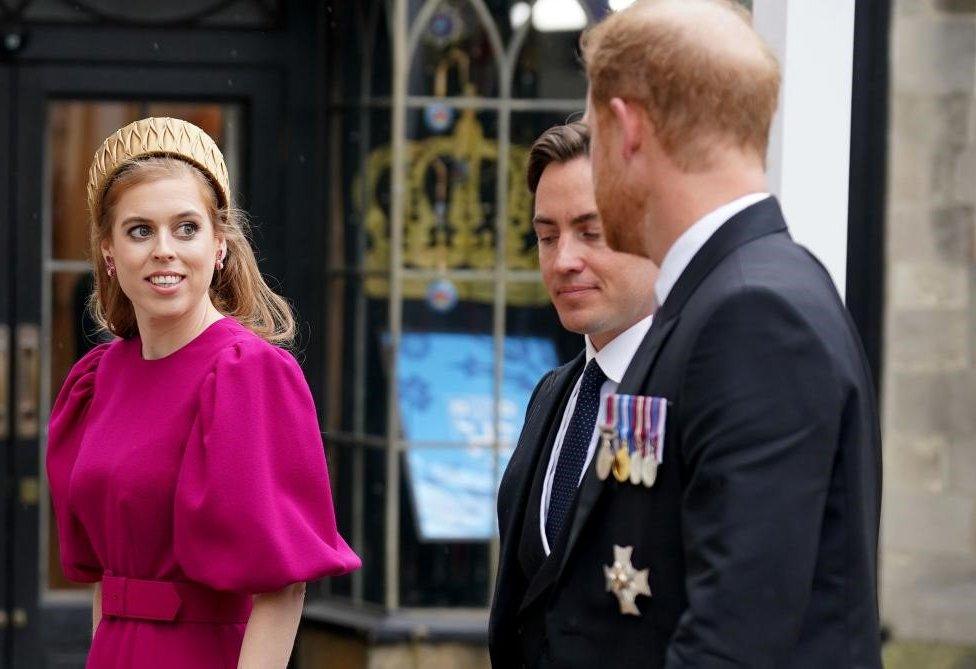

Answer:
[0,0,972,667]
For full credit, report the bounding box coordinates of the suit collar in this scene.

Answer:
[655,196,788,324]
[584,312,654,384]
[654,192,771,307]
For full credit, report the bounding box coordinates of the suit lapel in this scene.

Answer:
[498,355,584,572]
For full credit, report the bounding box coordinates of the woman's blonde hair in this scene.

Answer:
[89,157,296,346]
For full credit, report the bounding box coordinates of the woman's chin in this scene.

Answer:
[134,298,203,325]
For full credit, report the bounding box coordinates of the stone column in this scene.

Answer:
[883,0,976,644]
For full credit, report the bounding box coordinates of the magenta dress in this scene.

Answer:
[46,317,360,668]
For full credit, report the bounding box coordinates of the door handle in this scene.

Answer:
[15,324,40,440]
[0,324,9,440]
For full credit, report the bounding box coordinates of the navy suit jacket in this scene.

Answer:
[489,197,882,668]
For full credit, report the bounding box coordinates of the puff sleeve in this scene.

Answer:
[174,339,361,594]
[46,344,110,583]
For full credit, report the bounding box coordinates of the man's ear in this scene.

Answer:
[608,97,645,160]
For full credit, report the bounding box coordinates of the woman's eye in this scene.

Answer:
[177,222,199,238]
[127,225,152,240]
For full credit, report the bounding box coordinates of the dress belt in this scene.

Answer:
[101,572,251,624]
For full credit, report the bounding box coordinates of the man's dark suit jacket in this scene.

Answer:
[489,197,882,668]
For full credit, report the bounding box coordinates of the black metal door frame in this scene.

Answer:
[1,64,13,665]
[847,0,891,394]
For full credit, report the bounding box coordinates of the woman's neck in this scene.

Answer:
[136,301,224,360]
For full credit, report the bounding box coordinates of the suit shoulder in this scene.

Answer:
[693,233,844,324]
[525,354,582,411]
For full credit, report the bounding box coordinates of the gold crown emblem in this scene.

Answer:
[86,117,230,221]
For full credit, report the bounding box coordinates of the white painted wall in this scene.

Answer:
[753,0,856,297]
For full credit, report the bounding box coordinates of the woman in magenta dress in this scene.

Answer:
[46,117,360,668]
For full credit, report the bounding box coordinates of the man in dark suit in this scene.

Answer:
[500,0,881,667]
[489,122,658,667]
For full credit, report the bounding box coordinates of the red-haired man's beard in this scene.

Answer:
[592,146,652,259]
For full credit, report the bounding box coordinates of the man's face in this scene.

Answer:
[533,156,657,347]
[586,94,654,258]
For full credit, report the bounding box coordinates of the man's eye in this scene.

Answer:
[537,235,556,246]
[581,231,602,241]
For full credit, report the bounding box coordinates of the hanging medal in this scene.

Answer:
[642,398,666,488]
[596,394,616,481]
[612,395,632,482]
[629,396,644,486]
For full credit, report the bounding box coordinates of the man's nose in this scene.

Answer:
[553,237,585,273]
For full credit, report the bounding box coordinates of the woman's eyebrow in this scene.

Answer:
[119,216,153,227]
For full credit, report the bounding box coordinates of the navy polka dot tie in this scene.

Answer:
[545,359,607,547]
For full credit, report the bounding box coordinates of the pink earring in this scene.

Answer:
[106,260,115,278]
[216,252,224,271]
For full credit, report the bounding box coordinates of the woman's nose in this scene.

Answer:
[152,232,176,260]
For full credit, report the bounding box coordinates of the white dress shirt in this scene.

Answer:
[654,192,771,308]
[539,313,653,555]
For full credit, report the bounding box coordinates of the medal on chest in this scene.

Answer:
[596,394,616,481]
[603,544,652,616]
[612,395,632,482]
[643,396,667,488]
[630,396,646,486]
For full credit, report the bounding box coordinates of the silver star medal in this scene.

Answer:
[603,544,651,616]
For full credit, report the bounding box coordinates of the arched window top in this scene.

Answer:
[507,0,595,101]
[407,0,505,98]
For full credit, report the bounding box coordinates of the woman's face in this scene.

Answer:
[101,174,225,328]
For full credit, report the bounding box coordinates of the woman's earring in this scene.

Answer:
[106,259,115,278]
[216,252,224,271]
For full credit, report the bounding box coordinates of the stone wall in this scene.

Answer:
[882,0,976,644]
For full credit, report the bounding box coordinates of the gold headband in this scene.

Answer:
[86,117,231,222]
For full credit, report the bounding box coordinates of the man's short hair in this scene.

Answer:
[526,122,590,195]
[582,0,780,171]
